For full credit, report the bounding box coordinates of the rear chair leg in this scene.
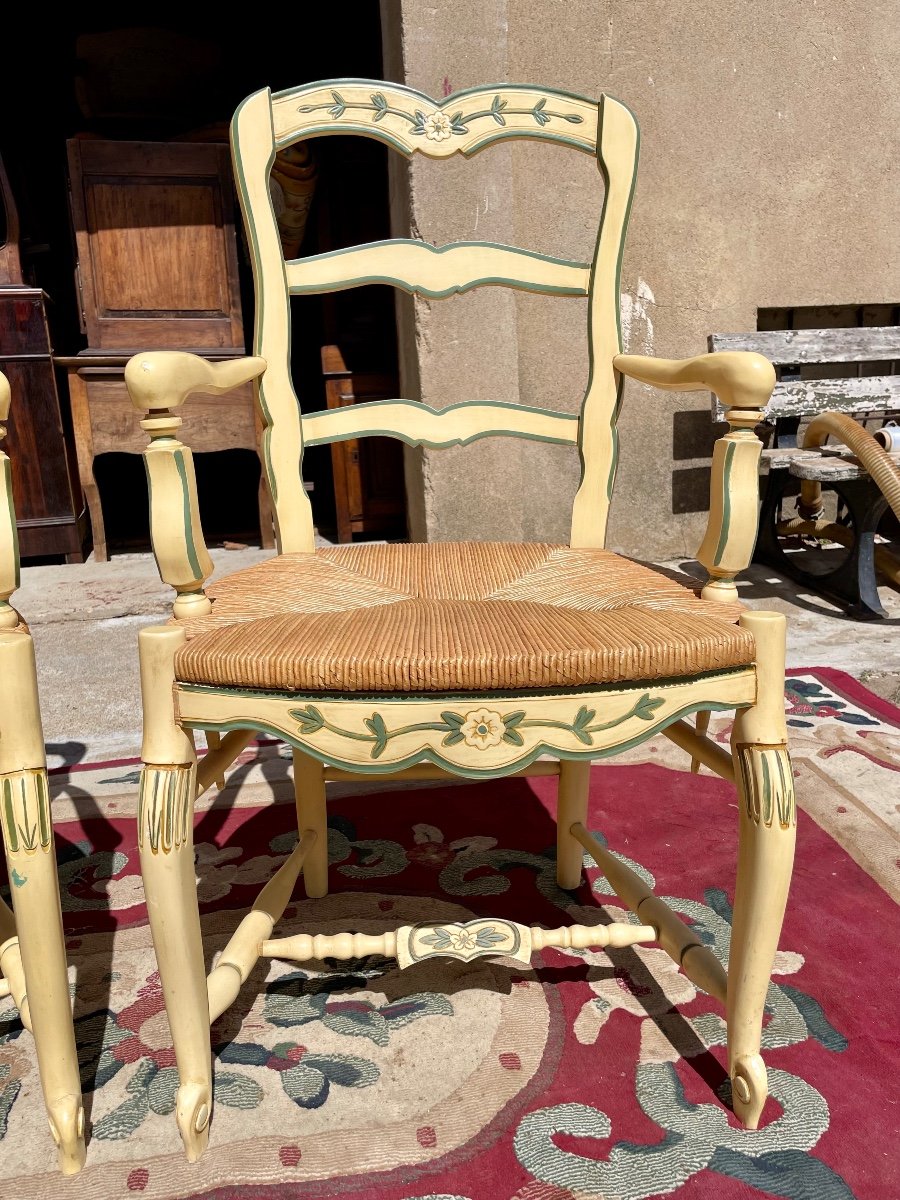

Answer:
[0,631,85,1174]
[137,626,212,1161]
[292,750,329,898]
[728,611,797,1128]
[556,760,591,890]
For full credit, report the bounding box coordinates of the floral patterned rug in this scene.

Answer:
[1,668,898,1198]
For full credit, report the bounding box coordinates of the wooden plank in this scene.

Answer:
[301,399,579,448]
[286,239,590,298]
[712,374,900,420]
[709,327,900,364]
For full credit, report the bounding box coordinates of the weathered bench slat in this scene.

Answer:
[709,327,900,364]
[712,374,900,420]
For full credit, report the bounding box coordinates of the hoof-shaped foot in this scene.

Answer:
[731,1053,768,1129]
[48,1096,86,1175]
[176,1081,211,1162]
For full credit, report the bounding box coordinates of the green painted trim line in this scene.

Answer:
[301,399,579,449]
[182,699,740,782]
[142,458,165,582]
[2,778,17,853]
[573,95,640,523]
[713,441,737,566]
[176,665,753,705]
[289,264,588,299]
[275,78,600,109]
[2,457,20,590]
[173,451,203,580]
[36,772,50,849]
[231,94,280,506]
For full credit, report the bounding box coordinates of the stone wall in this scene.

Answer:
[382,0,900,557]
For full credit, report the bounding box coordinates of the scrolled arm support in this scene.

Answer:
[124,352,267,620]
[614,351,776,605]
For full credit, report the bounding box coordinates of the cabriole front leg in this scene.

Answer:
[138,626,211,1160]
[0,631,85,1173]
[728,611,797,1129]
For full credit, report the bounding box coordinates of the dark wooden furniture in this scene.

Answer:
[321,345,406,543]
[0,156,87,561]
[709,327,900,618]
[64,138,272,558]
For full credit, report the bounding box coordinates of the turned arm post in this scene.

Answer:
[125,352,266,619]
[0,371,19,630]
[614,350,776,605]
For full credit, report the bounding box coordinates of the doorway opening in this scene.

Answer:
[1,13,408,558]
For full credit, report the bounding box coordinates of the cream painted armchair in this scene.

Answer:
[0,371,85,1173]
[125,80,790,1160]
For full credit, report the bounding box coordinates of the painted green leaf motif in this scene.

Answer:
[490,95,507,125]
[420,927,453,950]
[328,90,347,119]
[440,711,465,729]
[290,705,325,735]
[475,926,509,948]
[364,713,389,758]
[635,693,666,720]
[442,731,466,746]
[411,110,428,135]
[502,710,526,746]
[572,706,597,745]
[449,111,468,134]
[371,92,388,121]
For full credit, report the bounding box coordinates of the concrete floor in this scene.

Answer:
[13,544,900,766]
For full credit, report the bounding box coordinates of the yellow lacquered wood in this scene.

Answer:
[570,96,640,547]
[728,611,796,1129]
[301,399,578,448]
[262,918,656,967]
[0,630,85,1172]
[175,670,756,777]
[207,831,316,1023]
[614,351,775,603]
[661,717,735,782]
[571,823,728,1004]
[286,240,590,297]
[232,89,315,554]
[271,82,599,158]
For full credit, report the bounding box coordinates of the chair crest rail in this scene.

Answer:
[270,81,600,158]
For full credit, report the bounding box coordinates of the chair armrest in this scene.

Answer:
[614,350,775,413]
[0,371,19,629]
[124,352,267,619]
[125,351,267,413]
[614,351,776,606]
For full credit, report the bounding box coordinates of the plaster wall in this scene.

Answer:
[382,0,900,556]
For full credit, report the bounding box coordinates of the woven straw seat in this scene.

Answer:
[174,542,754,693]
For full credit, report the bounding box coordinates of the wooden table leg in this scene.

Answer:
[67,368,107,561]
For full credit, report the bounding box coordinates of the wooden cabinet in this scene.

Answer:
[321,345,406,543]
[0,157,87,561]
[63,138,272,557]
[0,288,87,560]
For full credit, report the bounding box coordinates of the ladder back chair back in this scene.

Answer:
[0,371,86,1173]
[125,80,794,1162]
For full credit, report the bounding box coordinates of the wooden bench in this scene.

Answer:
[708,327,900,619]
